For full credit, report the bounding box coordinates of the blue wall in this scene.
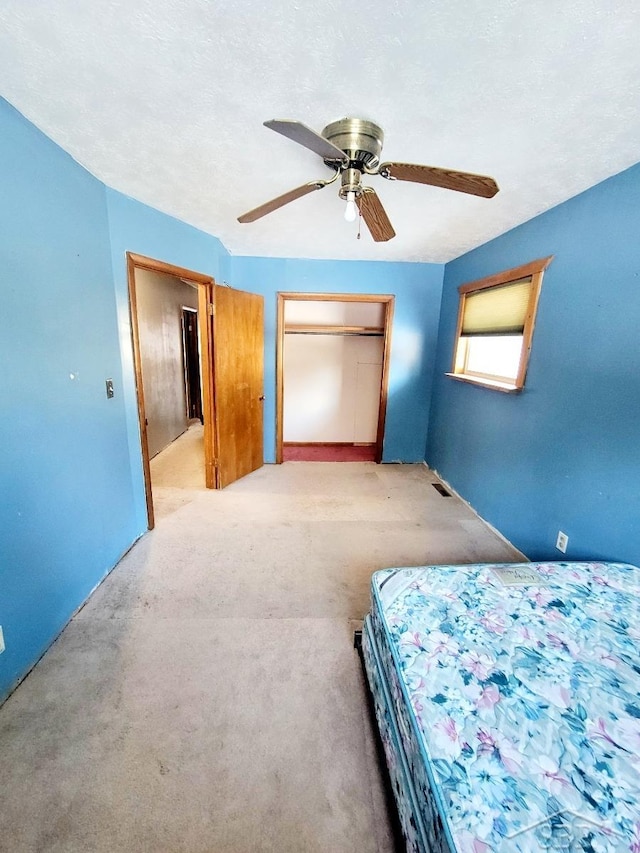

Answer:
[228,256,444,462]
[427,163,640,565]
[0,99,139,700]
[0,100,231,702]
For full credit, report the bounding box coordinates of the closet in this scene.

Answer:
[276,294,394,462]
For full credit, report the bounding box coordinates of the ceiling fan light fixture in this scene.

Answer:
[344,191,357,222]
[340,166,362,223]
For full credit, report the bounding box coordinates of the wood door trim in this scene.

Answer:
[376,299,394,463]
[198,281,218,489]
[276,292,395,465]
[127,253,214,285]
[126,253,216,529]
[276,294,286,464]
[127,254,155,529]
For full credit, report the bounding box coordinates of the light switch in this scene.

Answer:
[105,379,114,399]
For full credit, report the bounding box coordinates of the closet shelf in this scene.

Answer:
[284,324,384,336]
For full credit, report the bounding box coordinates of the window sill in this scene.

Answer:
[445,373,522,393]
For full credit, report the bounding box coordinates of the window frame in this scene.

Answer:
[447,255,553,393]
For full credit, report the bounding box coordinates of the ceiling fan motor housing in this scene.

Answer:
[321,118,384,171]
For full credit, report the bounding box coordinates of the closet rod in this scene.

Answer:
[284,324,384,336]
[285,330,384,337]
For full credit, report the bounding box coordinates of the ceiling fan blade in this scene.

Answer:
[379,162,499,198]
[264,119,347,163]
[357,188,396,242]
[238,180,327,223]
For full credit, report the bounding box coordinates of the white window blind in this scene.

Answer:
[461,277,532,337]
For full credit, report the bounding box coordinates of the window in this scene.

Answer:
[448,256,553,392]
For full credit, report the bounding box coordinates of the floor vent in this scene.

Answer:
[432,483,451,497]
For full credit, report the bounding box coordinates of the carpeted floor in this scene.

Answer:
[283,443,377,462]
[0,427,523,852]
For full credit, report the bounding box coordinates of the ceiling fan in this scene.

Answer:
[237,118,499,242]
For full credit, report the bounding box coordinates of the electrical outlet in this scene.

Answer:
[556,531,569,553]
[0,626,5,655]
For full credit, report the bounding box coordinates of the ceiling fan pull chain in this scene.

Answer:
[357,208,362,240]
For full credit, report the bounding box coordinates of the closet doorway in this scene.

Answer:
[276,293,394,463]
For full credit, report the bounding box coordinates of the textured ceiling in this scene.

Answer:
[1,0,639,263]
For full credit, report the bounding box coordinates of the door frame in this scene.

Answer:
[126,252,218,530]
[276,292,395,464]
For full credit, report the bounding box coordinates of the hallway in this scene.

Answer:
[0,447,522,852]
[149,421,206,518]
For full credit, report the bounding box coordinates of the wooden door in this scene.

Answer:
[213,285,264,488]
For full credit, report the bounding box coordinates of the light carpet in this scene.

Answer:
[0,431,522,852]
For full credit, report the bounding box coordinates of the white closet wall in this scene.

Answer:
[284,300,385,327]
[283,300,385,443]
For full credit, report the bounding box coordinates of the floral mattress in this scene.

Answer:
[365,561,640,852]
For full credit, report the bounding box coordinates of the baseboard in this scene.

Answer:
[0,531,145,708]
[283,442,375,447]
[430,467,527,561]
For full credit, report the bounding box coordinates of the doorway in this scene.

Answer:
[182,307,203,423]
[127,253,265,528]
[276,293,394,464]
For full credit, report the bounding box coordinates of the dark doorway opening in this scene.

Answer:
[182,307,203,423]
